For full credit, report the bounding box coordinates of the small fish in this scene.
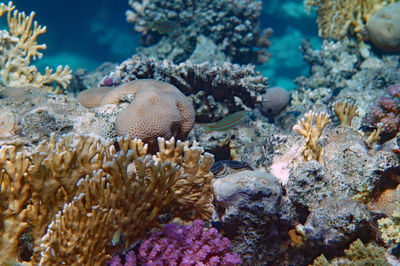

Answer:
[203,110,252,133]
[149,19,181,35]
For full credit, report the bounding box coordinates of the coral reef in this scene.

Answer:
[0,134,214,264]
[287,38,400,129]
[78,79,195,151]
[0,2,71,93]
[102,55,268,122]
[311,239,390,265]
[126,0,270,64]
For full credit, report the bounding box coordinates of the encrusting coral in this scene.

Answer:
[311,239,390,265]
[0,134,214,264]
[0,1,71,93]
[293,110,331,162]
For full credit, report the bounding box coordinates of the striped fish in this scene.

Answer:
[149,20,182,35]
[203,110,252,133]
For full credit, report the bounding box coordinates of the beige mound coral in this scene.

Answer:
[366,3,400,52]
[77,86,113,108]
[77,79,195,151]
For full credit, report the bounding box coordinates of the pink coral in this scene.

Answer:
[368,83,400,139]
[109,220,241,266]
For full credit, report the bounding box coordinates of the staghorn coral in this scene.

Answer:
[126,0,269,64]
[102,55,268,122]
[293,110,331,162]
[0,134,214,264]
[304,0,396,42]
[0,1,71,93]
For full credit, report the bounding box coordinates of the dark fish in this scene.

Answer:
[203,110,252,133]
[149,20,181,35]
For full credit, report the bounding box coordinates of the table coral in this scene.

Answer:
[0,1,71,93]
[0,134,214,264]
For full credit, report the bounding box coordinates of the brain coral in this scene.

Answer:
[366,3,400,52]
[78,79,195,151]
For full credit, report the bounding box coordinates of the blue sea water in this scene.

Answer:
[9,0,320,90]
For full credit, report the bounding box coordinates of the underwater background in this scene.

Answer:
[11,0,320,90]
[1,0,400,265]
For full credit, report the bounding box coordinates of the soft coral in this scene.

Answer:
[368,83,400,140]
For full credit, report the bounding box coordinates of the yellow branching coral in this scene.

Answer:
[333,101,360,126]
[304,0,396,41]
[293,110,331,162]
[0,133,214,264]
[0,1,71,93]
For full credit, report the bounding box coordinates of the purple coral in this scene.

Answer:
[109,220,241,266]
[368,83,400,138]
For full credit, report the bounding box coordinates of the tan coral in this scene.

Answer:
[155,137,215,222]
[0,133,214,264]
[0,144,31,264]
[304,0,395,41]
[78,79,196,152]
[0,1,71,93]
[333,101,360,127]
[365,122,383,146]
[293,110,331,162]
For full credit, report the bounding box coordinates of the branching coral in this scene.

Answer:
[0,1,71,93]
[126,0,268,64]
[304,0,395,41]
[0,134,214,264]
[333,101,360,127]
[293,110,331,162]
[102,55,268,122]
